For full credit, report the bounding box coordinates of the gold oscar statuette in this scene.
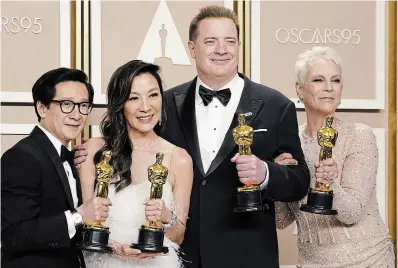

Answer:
[300,116,338,215]
[79,150,113,253]
[130,152,169,253]
[232,113,267,213]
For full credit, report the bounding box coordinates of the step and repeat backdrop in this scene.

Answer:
[1,1,396,266]
[1,1,71,153]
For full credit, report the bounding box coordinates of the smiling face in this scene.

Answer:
[188,17,239,88]
[297,58,343,116]
[38,81,89,146]
[124,72,162,136]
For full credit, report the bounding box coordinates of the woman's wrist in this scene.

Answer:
[161,207,172,223]
[161,208,177,228]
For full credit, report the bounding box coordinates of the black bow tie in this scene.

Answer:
[61,145,76,178]
[198,85,231,106]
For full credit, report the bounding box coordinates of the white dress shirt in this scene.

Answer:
[195,74,269,189]
[38,125,78,239]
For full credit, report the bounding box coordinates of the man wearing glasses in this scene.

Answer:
[1,68,111,268]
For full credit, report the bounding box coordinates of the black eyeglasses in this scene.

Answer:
[50,100,93,115]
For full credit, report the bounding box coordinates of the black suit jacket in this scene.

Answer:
[162,74,310,268]
[1,126,84,268]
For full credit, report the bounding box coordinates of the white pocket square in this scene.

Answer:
[254,129,267,132]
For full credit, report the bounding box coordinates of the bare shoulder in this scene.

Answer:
[84,137,105,154]
[170,147,193,187]
[173,147,192,165]
[171,147,193,168]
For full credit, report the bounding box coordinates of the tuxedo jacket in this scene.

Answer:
[1,126,84,268]
[162,74,310,268]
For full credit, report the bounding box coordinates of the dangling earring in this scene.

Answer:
[159,113,162,126]
[299,96,304,103]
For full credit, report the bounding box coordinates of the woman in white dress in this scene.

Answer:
[79,60,193,267]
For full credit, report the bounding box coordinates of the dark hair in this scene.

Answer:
[189,5,239,41]
[32,68,94,122]
[97,60,166,193]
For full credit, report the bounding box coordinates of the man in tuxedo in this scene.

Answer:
[162,6,310,268]
[72,5,310,268]
[1,68,111,268]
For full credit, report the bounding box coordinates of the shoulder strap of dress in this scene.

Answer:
[168,145,177,171]
[166,145,177,187]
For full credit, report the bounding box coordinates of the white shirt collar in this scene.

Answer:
[37,125,64,156]
[195,74,241,105]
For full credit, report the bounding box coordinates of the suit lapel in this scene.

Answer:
[173,78,205,176]
[205,76,264,178]
[30,126,74,209]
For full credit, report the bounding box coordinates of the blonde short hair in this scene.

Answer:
[294,46,343,86]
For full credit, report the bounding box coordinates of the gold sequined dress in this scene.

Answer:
[275,120,395,268]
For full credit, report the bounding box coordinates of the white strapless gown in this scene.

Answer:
[83,180,182,268]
